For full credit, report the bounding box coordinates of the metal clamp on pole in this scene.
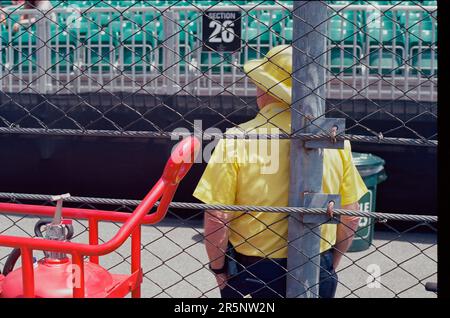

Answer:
[302,118,346,149]
[302,193,341,225]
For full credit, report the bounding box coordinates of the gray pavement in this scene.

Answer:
[0,214,437,298]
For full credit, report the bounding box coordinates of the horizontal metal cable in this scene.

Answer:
[0,192,437,223]
[0,127,437,147]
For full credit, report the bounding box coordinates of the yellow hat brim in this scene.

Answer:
[243,58,292,105]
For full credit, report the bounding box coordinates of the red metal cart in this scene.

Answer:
[0,136,200,298]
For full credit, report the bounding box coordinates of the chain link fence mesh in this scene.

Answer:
[0,0,437,143]
[0,0,438,298]
[0,194,437,298]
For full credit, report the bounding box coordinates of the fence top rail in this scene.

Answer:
[0,4,438,15]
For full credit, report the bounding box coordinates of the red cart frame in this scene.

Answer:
[0,136,200,298]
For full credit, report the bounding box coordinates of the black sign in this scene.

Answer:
[202,10,241,52]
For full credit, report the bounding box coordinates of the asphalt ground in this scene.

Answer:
[0,214,437,298]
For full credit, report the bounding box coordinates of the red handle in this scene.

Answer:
[162,136,201,185]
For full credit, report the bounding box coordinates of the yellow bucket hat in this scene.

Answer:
[243,45,292,105]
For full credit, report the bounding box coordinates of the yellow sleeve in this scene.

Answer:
[339,141,369,206]
[193,138,238,205]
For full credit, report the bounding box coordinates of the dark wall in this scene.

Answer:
[0,94,437,218]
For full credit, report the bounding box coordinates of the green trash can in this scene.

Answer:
[348,152,387,252]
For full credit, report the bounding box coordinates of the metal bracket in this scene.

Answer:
[302,193,341,224]
[303,118,346,149]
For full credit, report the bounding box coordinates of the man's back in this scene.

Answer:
[194,102,367,258]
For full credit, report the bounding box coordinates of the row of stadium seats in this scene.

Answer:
[0,31,436,77]
[46,0,437,7]
[0,26,436,76]
[0,1,437,76]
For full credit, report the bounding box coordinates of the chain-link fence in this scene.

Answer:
[0,0,438,298]
[0,193,437,298]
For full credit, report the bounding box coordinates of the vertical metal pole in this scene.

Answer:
[36,12,50,94]
[131,226,142,298]
[21,248,35,298]
[287,1,328,298]
[88,217,99,264]
[72,253,85,298]
[163,10,178,95]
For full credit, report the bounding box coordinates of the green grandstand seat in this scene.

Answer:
[407,20,436,76]
[50,48,77,73]
[102,0,136,6]
[146,0,164,5]
[96,14,121,27]
[0,23,8,42]
[85,30,120,72]
[121,29,156,72]
[389,1,414,4]
[266,10,290,40]
[330,22,363,46]
[123,11,161,27]
[276,0,294,5]
[368,49,403,75]
[176,41,195,73]
[364,13,406,77]
[176,11,198,43]
[329,45,362,75]
[366,18,406,47]
[143,19,163,41]
[64,15,101,38]
[246,22,272,44]
[277,26,292,44]
[89,0,113,6]
[193,0,219,6]
[286,19,293,28]
[409,26,434,47]
[49,25,78,73]
[329,12,363,74]
[201,52,234,73]
[366,13,406,75]
[10,29,37,73]
[256,11,284,34]
[364,0,390,4]
[334,10,363,26]
[1,25,9,66]
[122,24,158,44]
[411,49,437,76]
[178,23,198,47]
[241,24,272,62]
[242,45,270,64]
[398,11,433,28]
[108,20,130,35]
[274,19,292,44]
[364,8,397,26]
[76,0,94,6]
[331,1,354,4]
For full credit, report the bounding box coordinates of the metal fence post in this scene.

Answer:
[36,12,50,94]
[162,9,179,95]
[286,1,329,298]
